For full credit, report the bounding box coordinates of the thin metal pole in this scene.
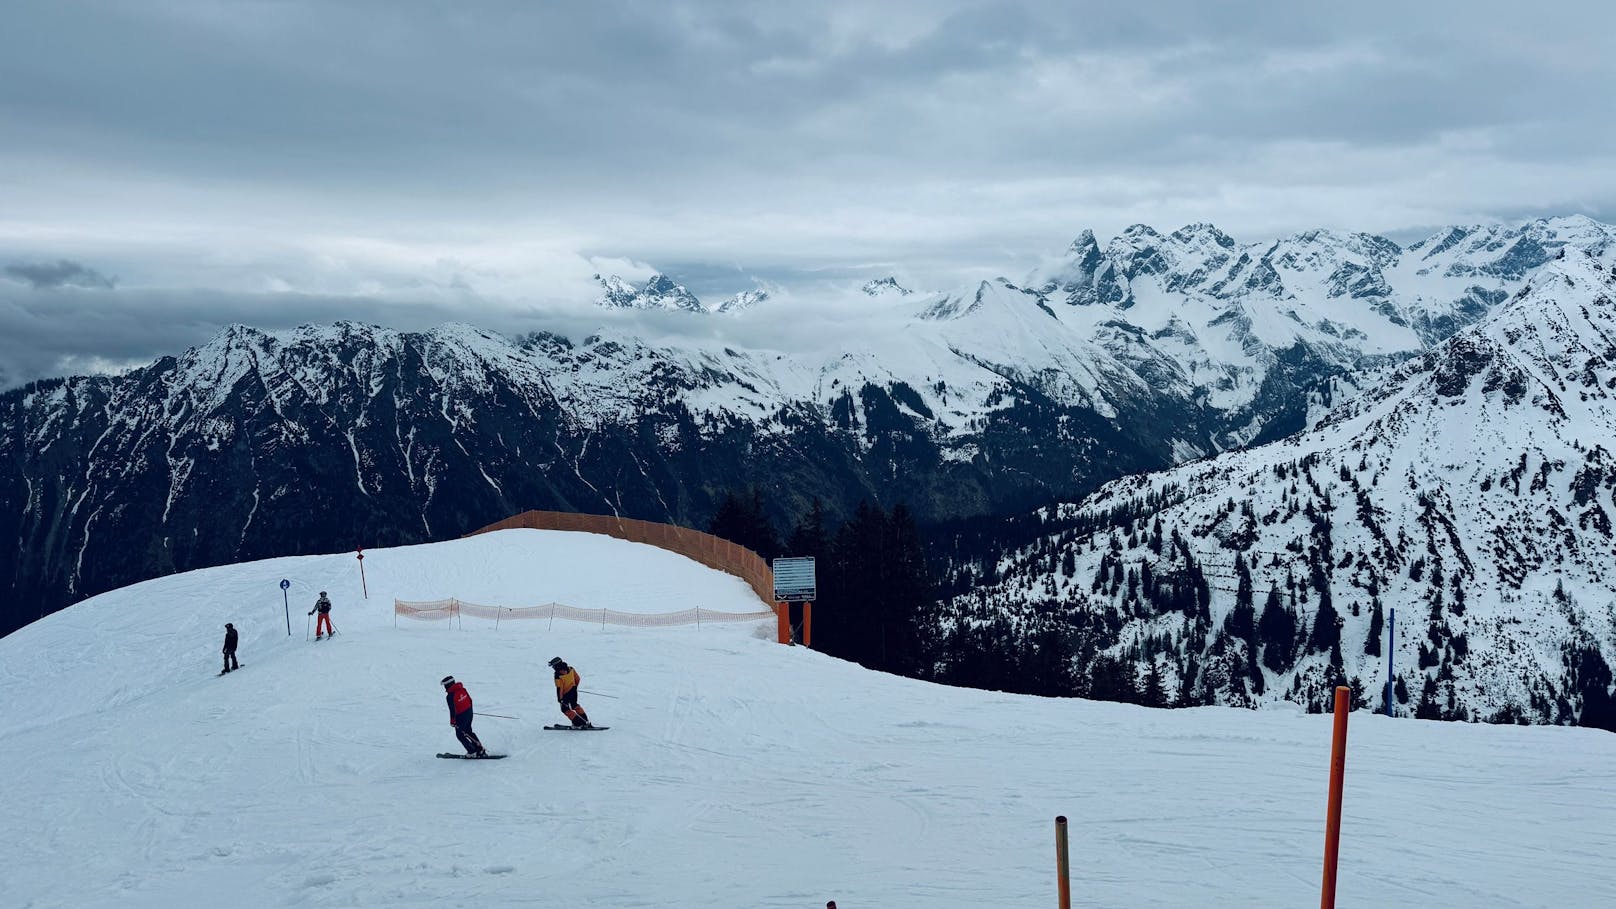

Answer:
[282,589,290,636]
[1385,607,1395,717]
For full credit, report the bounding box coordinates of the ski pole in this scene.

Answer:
[580,689,618,699]
[477,713,520,720]
[305,613,312,642]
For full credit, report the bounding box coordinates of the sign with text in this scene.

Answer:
[772,557,817,602]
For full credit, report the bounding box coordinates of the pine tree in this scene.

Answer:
[1086,654,1139,704]
[1226,554,1256,646]
[706,486,780,559]
[883,503,933,678]
[1028,624,1076,695]
[1309,591,1341,655]
[1416,676,1443,720]
[1258,584,1296,673]
[786,498,830,559]
[1364,599,1383,656]
[1140,659,1167,708]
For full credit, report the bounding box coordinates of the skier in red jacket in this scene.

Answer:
[442,676,488,757]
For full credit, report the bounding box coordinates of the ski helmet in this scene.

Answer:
[547,657,564,669]
[225,622,233,629]
[441,675,455,688]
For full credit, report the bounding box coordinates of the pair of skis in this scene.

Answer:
[437,724,610,759]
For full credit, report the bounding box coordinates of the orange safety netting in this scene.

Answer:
[394,598,774,627]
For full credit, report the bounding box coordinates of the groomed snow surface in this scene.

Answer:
[2,529,1613,908]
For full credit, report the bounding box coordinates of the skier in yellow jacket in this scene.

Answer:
[548,656,593,728]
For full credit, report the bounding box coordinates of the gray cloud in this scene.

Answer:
[4,260,116,290]
[0,1,1611,387]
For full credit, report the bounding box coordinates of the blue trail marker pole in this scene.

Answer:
[1385,606,1395,717]
[281,579,292,636]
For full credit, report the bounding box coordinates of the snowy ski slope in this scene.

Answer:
[2,529,1613,907]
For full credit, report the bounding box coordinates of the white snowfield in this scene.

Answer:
[2,529,1612,908]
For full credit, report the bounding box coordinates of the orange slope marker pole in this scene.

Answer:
[1320,685,1350,909]
[776,601,790,644]
[803,601,813,648]
[1055,815,1071,909]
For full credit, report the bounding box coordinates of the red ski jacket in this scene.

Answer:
[445,682,472,718]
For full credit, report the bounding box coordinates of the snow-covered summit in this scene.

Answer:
[4,528,1613,907]
[1404,215,1615,279]
[594,272,705,312]
[713,287,769,313]
[861,276,914,298]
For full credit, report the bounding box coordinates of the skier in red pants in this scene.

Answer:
[309,592,334,639]
[442,676,488,757]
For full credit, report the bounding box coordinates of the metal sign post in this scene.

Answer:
[772,557,817,646]
[1385,607,1395,717]
[357,547,368,599]
[280,579,291,636]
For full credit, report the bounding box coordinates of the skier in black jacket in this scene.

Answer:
[222,623,239,673]
[309,592,334,640]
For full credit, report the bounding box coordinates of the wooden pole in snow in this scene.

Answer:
[1055,815,1071,909]
[1320,685,1351,909]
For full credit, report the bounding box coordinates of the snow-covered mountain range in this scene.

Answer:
[3,216,1613,638]
[942,248,1616,727]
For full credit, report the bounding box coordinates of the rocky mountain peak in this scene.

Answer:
[861,276,913,297]
[594,273,704,312]
[1169,222,1237,250]
[715,288,770,313]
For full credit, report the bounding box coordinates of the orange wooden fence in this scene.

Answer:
[465,510,777,613]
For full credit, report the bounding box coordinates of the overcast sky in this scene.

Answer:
[2,0,1614,388]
